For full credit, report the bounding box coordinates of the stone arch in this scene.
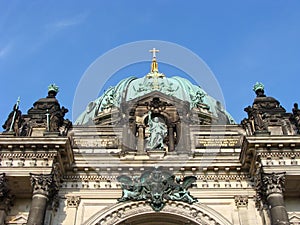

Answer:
[83,201,233,225]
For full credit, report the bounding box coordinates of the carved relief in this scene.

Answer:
[235,195,248,208]
[66,196,81,208]
[117,167,197,211]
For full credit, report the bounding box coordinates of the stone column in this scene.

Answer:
[137,125,144,152]
[0,173,13,225]
[27,173,55,225]
[260,172,289,225]
[168,125,175,152]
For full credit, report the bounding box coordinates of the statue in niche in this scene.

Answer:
[146,111,167,150]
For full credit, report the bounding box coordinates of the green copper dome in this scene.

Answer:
[75,57,235,125]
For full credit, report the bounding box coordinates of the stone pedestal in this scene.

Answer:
[146,150,166,158]
[43,131,60,137]
[254,130,270,136]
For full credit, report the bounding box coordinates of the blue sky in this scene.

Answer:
[1,0,300,126]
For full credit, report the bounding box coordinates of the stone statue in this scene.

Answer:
[253,82,266,97]
[2,98,22,134]
[146,111,167,150]
[292,103,300,133]
[117,175,145,202]
[49,107,68,132]
[166,175,198,203]
[190,90,204,108]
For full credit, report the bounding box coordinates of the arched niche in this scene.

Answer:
[83,201,233,225]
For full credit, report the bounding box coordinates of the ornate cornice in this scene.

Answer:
[1,152,56,159]
[62,173,250,182]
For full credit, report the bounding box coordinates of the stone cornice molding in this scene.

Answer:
[62,173,251,182]
[240,136,300,176]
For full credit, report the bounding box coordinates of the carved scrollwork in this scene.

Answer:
[234,195,248,208]
[30,173,56,196]
[66,196,81,208]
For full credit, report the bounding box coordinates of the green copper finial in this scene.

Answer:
[253,82,264,92]
[48,84,59,93]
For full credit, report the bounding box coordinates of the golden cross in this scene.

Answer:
[149,48,159,58]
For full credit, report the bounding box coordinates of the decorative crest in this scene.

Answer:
[253,82,264,92]
[117,167,197,211]
[48,84,59,93]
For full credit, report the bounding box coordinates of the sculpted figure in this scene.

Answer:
[292,103,300,133]
[190,90,204,108]
[2,103,22,134]
[146,111,167,150]
[50,107,68,132]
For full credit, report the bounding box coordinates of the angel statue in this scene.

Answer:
[167,176,198,204]
[117,175,146,201]
[146,111,167,150]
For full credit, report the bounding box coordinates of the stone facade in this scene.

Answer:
[0,79,300,225]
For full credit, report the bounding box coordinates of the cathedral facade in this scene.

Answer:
[0,54,300,225]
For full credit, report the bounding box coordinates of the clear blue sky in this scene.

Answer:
[1,0,300,126]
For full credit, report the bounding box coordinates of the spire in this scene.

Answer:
[149,48,159,72]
